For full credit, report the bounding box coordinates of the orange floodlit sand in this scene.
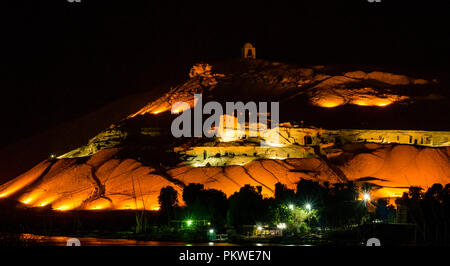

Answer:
[351,98,393,107]
[152,109,163,115]
[1,144,448,211]
[129,76,206,118]
[19,190,45,205]
[134,96,195,116]
[311,86,408,108]
[316,95,398,108]
[33,195,59,207]
[84,198,113,210]
[318,101,343,108]
[0,161,51,198]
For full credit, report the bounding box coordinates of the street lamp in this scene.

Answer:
[305,203,312,212]
[363,193,371,202]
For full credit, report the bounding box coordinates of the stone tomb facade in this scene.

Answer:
[242,43,256,59]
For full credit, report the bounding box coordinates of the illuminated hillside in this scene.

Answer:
[0,59,449,211]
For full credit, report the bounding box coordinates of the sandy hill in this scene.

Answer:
[0,59,449,211]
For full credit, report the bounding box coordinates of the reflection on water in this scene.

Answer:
[15,233,295,246]
[4,233,310,246]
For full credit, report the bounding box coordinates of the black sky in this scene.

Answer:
[1,0,449,148]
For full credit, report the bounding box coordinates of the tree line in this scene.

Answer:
[158,179,449,243]
[159,179,393,231]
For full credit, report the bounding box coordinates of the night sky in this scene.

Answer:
[1,0,449,148]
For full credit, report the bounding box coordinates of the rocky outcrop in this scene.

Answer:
[129,59,434,116]
[130,63,225,117]
[58,127,127,158]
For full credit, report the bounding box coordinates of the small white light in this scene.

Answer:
[257,226,263,231]
[209,229,214,233]
[363,193,371,201]
[305,203,312,211]
[288,204,294,210]
[277,223,286,229]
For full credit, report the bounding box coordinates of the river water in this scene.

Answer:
[13,233,302,246]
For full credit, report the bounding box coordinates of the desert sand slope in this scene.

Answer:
[1,145,448,210]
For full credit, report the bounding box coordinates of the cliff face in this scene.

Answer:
[0,59,449,211]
